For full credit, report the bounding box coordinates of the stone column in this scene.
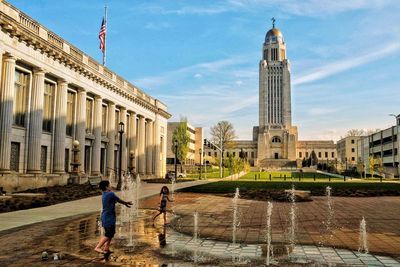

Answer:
[27,68,45,173]
[154,115,161,177]
[120,108,127,175]
[91,95,102,175]
[53,79,68,173]
[146,119,153,175]
[0,53,16,173]
[106,102,115,176]
[128,112,137,172]
[75,89,86,173]
[138,115,146,175]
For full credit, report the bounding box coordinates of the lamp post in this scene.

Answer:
[174,140,178,181]
[199,149,202,180]
[117,122,124,190]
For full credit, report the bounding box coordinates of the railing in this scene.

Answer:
[47,32,63,48]
[88,58,99,71]
[70,46,83,61]
[19,13,39,34]
[104,69,113,79]
[117,77,124,87]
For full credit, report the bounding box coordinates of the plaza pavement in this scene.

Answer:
[142,193,400,259]
[0,179,216,233]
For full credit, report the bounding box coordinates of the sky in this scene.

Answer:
[7,0,400,141]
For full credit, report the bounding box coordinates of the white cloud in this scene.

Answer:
[293,42,400,85]
[194,73,203,78]
[308,107,337,116]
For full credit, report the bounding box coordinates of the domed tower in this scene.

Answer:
[257,19,297,164]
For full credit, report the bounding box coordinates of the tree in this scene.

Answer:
[368,155,383,178]
[365,128,381,135]
[310,150,318,166]
[210,121,236,150]
[171,118,191,173]
[346,129,365,137]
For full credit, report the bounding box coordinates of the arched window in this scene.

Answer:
[272,136,281,143]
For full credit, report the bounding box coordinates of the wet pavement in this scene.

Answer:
[1,192,400,266]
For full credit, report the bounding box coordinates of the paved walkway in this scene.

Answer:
[0,179,213,233]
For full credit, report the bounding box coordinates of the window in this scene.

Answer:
[318,152,321,158]
[40,146,47,172]
[251,152,254,158]
[66,91,75,136]
[214,152,217,157]
[10,142,20,172]
[351,139,355,144]
[306,152,309,158]
[115,109,119,135]
[13,70,29,127]
[226,152,230,157]
[351,157,355,161]
[233,152,236,157]
[101,105,108,136]
[43,82,54,132]
[208,152,211,156]
[272,136,281,143]
[299,152,302,158]
[351,148,355,152]
[325,152,328,158]
[331,152,335,158]
[85,98,93,134]
[64,149,69,172]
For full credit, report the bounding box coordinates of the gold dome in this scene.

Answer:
[265,28,283,43]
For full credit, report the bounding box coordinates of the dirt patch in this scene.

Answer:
[0,183,101,213]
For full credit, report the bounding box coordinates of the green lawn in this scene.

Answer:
[186,169,231,179]
[241,171,339,180]
[179,180,400,194]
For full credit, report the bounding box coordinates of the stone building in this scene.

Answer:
[205,22,336,169]
[0,1,170,192]
[337,136,364,168]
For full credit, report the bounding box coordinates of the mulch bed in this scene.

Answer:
[0,183,101,213]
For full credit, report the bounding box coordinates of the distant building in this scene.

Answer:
[337,136,364,168]
[167,122,203,168]
[357,117,399,177]
[296,141,337,163]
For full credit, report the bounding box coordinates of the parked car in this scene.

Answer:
[165,171,186,180]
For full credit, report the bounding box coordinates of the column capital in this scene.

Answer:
[145,118,153,123]
[119,106,127,111]
[77,87,86,93]
[57,78,68,86]
[33,67,46,75]
[107,101,115,106]
[94,95,102,101]
[137,114,145,119]
[3,52,16,62]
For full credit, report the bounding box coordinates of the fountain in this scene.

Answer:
[358,217,368,253]
[193,211,199,263]
[135,173,141,216]
[265,201,273,266]
[232,187,240,244]
[324,186,334,245]
[288,185,296,249]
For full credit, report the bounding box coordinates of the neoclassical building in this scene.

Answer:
[0,1,170,192]
[205,23,336,168]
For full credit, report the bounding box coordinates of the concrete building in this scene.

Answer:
[337,136,363,168]
[0,1,170,192]
[357,117,400,177]
[166,122,203,168]
[297,141,337,163]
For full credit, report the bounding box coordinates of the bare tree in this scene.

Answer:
[346,129,365,137]
[365,128,381,135]
[209,121,236,150]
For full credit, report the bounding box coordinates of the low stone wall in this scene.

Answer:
[0,173,70,193]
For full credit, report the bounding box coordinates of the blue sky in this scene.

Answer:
[8,0,400,141]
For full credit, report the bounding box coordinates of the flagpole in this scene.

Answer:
[103,5,107,66]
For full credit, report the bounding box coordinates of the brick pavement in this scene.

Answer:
[142,193,400,258]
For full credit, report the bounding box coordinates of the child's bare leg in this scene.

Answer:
[163,212,166,224]
[94,236,109,253]
[153,211,162,221]
[103,238,112,252]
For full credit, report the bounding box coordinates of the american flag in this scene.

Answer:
[99,17,106,52]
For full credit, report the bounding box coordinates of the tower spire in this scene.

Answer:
[271,17,275,28]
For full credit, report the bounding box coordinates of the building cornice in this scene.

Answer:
[0,1,171,119]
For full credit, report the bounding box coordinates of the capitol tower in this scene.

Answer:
[256,20,298,166]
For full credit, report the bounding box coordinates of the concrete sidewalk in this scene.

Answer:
[0,179,213,233]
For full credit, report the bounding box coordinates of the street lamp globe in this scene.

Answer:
[118,121,125,134]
